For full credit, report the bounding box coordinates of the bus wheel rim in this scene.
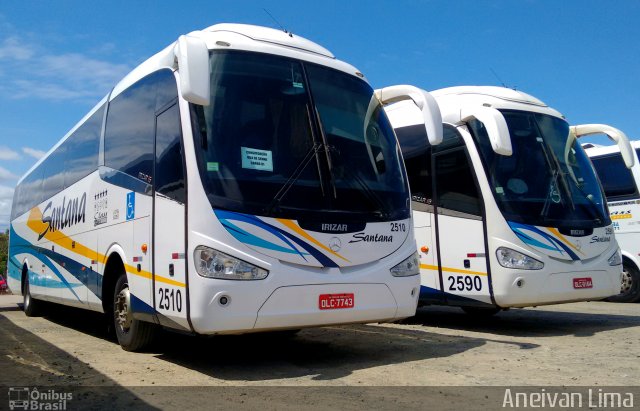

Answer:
[115,287,133,331]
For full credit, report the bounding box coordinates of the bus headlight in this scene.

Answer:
[194,246,269,280]
[496,247,543,270]
[390,252,420,277]
[608,248,622,266]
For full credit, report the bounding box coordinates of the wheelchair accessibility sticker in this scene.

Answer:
[126,192,135,221]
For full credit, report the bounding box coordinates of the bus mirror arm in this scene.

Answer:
[460,107,512,156]
[174,34,210,106]
[571,124,635,168]
[374,85,443,145]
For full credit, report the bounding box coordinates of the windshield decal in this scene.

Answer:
[241,147,273,172]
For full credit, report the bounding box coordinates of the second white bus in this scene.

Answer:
[379,85,631,315]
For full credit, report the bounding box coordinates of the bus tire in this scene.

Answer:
[113,274,157,351]
[607,262,640,303]
[461,306,501,317]
[23,275,42,317]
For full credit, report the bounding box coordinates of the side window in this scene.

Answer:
[434,130,482,217]
[41,146,66,200]
[590,153,638,199]
[434,124,464,152]
[64,104,104,187]
[14,167,43,218]
[155,103,185,203]
[396,124,433,206]
[104,75,156,183]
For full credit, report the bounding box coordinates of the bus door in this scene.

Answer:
[152,102,190,330]
[432,126,492,306]
[398,124,443,303]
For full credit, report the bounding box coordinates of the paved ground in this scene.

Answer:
[1,293,638,409]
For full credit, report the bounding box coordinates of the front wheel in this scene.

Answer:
[23,275,43,317]
[607,262,640,303]
[113,274,157,351]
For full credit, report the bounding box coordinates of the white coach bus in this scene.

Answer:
[378,85,632,315]
[6,24,443,350]
[583,131,640,302]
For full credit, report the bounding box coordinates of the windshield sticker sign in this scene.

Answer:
[241,147,273,172]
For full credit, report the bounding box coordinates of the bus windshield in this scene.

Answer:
[469,109,609,228]
[192,51,409,222]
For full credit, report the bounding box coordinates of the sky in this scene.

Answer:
[0,0,639,229]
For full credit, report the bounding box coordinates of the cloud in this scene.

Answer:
[0,36,34,61]
[0,35,131,102]
[22,147,46,160]
[0,185,14,230]
[0,166,18,183]
[0,146,20,160]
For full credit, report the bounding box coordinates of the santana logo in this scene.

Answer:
[590,235,611,244]
[348,232,393,244]
[38,193,87,241]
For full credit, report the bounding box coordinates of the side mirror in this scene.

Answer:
[174,34,210,106]
[460,107,512,156]
[571,124,635,168]
[374,85,443,145]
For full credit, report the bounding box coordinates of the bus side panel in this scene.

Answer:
[436,214,492,306]
[413,209,442,302]
[610,200,640,255]
[152,196,189,330]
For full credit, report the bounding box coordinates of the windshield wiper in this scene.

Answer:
[536,134,575,219]
[324,144,390,219]
[264,141,325,216]
[264,104,327,216]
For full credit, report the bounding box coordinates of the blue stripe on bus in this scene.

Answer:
[215,210,339,267]
[9,225,101,301]
[508,222,580,261]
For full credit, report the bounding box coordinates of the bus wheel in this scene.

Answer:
[607,262,640,303]
[461,306,501,317]
[23,275,42,317]
[113,274,157,351]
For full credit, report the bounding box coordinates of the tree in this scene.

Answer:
[0,229,8,277]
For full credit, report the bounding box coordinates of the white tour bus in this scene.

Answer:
[583,131,640,302]
[378,85,633,315]
[6,24,444,350]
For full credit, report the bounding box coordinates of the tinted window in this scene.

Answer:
[155,103,185,203]
[590,153,638,198]
[397,124,433,205]
[41,146,66,201]
[434,146,482,217]
[105,75,156,182]
[12,167,43,219]
[65,104,104,186]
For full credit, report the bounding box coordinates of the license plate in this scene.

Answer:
[573,277,593,289]
[319,293,354,310]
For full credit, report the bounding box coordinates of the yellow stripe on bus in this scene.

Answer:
[546,227,585,256]
[26,207,186,288]
[276,218,350,262]
[419,263,487,277]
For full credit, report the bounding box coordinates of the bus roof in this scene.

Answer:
[584,139,640,157]
[110,23,363,99]
[432,86,565,123]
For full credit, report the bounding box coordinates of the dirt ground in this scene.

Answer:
[0,293,638,409]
